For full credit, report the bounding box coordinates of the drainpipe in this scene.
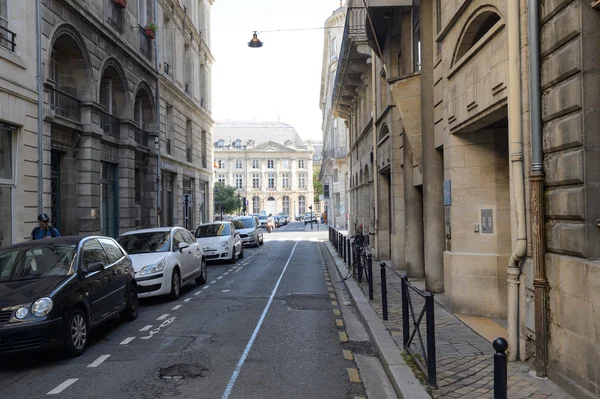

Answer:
[154,0,161,227]
[506,0,527,362]
[370,50,379,257]
[528,0,548,377]
[36,0,43,215]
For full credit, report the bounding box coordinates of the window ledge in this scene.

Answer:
[0,47,26,69]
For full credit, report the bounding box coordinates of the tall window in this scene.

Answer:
[298,195,306,215]
[333,169,339,183]
[268,172,276,189]
[252,196,260,214]
[186,120,193,162]
[282,159,290,169]
[138,0,149,25]
[217,174,225,184]
[235,160,243,169]
[298,173,306,189]
[184,44,191,94]
[282,174,290,189]
[233,140,242,148]
[0,127,14,247]
[436,0,441,33]
[235,174,243,189]
[252,159,259,169]
[252,173,260,189]
[0,1,7,32]
[412,0,421,72]
[163,16,173,75]
[216,139,225,147]
[330,37,337,59]
[165,104,173,154]
[298,159,305,169]
[107,0,124,32]
[282,196,290,215]
[267,159,274,169]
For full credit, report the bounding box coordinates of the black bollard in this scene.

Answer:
[347,238,351,266]
[367,253,373,300]
[401,275,409,347]
[493,337,508,399]
[380,262,388,320]
[343,237,347,263]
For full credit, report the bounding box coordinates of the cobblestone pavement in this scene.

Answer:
[342,255,573,399]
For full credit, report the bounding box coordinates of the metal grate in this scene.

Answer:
[100,111,120,138]
[0,24,16,52]
[0,310,13,323]
[49,88,81,122]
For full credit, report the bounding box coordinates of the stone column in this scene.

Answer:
[421,0,445,292]
[403,135,425,278]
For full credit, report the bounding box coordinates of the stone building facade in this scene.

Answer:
[319,6,349,230]
[0,0,214,245]
[330,0,600,396]
[213,122,315,218]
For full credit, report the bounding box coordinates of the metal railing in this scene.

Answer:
[49,87,81,122]
[138,26,152,60]
[401,275,437,389]
[100,111,120,138]
[0,24,17,52]
[134,127,149,148]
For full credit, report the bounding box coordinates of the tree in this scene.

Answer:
[214,183,241,214]
[313,169,323,203]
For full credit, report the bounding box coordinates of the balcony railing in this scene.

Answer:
[49,87,81,122]
[100,111,120,138]
[0,24,16,52]
[334,146,348,158]
[139,26,152,60]
[134,127,149,148]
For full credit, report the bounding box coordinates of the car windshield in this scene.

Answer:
[195,224,231,237]
[0,244,77,282]
[117,232,171,254]
[235,218,255,228]
[259,216,267,221]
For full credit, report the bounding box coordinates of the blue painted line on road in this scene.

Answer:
[220,242,299,399]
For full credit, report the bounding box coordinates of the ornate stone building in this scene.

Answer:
[213,121,315,218]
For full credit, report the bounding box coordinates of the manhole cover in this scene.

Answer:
[159,364,208,380]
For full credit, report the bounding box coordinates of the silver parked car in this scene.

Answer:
[232,216,264,247]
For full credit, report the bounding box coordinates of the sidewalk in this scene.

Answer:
[326,243,573,399]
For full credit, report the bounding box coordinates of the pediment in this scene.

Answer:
[253,141,296,152]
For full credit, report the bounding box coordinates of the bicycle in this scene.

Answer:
[344,234,370,282]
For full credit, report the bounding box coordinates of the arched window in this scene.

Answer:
[298,195,306,215]
[252,196,260,214]
[379,124,390,141]
[454,10,501,63]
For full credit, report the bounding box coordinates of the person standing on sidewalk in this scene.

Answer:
[31,213,61,240]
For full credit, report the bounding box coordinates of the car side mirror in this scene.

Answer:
[85,261,104,274]
[178,242,189,252]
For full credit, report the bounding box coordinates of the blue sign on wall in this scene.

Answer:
[443,180,451,206]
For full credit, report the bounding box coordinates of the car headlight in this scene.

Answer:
[139,260,166,276]
[15,307,29,319]
[31,297,53,317]
[221,241,229,248]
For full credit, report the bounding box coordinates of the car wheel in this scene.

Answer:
[63,309,88,357]
[195,258,207,285]
[169,268,181,300]
[229,247,237,264]
[120,284,139,321]
[259,236,264,246]
[239,246,244,259]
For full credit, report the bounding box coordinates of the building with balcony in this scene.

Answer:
[0,0,214,245]
[213,121,315,218]
[319,5,349,230]
[157,0,214,229]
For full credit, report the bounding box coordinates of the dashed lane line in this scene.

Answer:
[87,354,111,368]
[184,298,192,302]
[172,305,182,310]
[157,314,169,321]
[140,325,153,332]
[120,337,135,345]
[210,280,217,284]
[217,276,223,280]
[47,379,78,395]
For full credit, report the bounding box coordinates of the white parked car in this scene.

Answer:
[117,227,207,300]
[194,222,243,263]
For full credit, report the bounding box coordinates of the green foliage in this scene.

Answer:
[313,169,323,203]
[214,183,241,214]
[145,19,158,33]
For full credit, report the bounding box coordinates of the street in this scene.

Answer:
[0,222,393,399]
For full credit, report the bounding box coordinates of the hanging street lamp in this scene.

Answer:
[248,31,263,48]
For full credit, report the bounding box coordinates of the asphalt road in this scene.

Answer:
[0,222,392,399]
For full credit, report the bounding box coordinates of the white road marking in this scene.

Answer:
[141,316,176,340]
[172,305,182,310]
[221,242,299,399]
[217,276,223,280]
[47,379,78,395]
[140,325,153,332]
[157,314,169,320]
[184,298,192,302]
[223,272,229,275]
[202,285,209,290]
[210,280,217,284]
[120,337,135,345]
[87,354,110,368]
[222,290,230,292]
[228,268,234,272]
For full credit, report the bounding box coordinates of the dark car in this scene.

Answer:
[0,236,138,357]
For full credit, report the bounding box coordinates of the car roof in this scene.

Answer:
[120,227,173,236]
[0,235,105,250]
[200,222,230,226]
[233,216,254,219]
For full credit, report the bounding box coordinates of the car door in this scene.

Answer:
[231,223,241,254]
[80,238,114,324]
[182,229,201,277]
[172,229,193,280]
[99,238,130,312]
[254,216,263,242]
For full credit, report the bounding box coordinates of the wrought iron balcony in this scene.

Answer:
[100,111,120,138]
[0,25,16,52]
[134,127,149,148]
[49,87,81,122]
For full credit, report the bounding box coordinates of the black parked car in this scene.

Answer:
[0,236,138,357]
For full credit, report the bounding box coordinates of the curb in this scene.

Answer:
[324,242,431,399]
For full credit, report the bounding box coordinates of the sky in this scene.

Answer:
[210,0,344,141]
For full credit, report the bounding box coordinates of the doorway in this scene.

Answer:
[100,161,119,237]
[265,196,277,215]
